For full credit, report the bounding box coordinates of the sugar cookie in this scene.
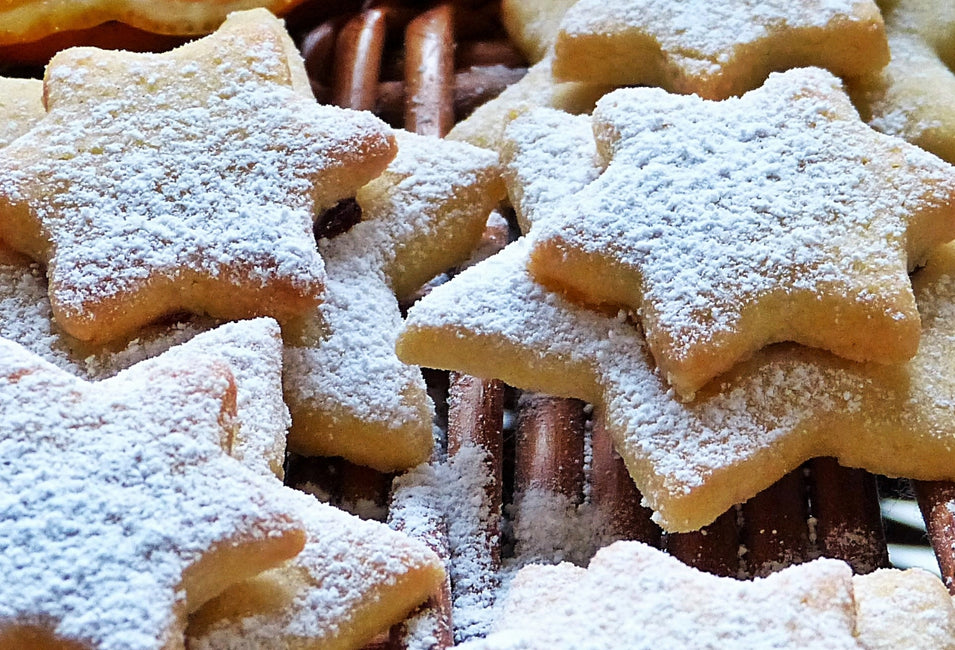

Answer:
[848,0,955,165]
[399,106,955,532]
[853,568,955,650]
[282,129,503,471]
[446,56,611,155]
[189,488,446,650]
[0,338,306,649]
[553,0,888,99]
[0,246,290,479]
[528,68,955,398]
[0,9,396,344]
[461,541,954,649]
[500,0,578,64]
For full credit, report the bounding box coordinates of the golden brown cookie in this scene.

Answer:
[500,0,579,63]
[848,0,955,165]
[853,568,955,650]
[0,245,290,479]
[552,0,888,99]
[0,338,306,649]
[188,488,446,650]
[0,9,396,344]
[398,106,955,532]
[446,56,611,155]
[282,129,503,471]
[528,68,955,398]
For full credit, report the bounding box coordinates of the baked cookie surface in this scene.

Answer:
[528,67,955,398]
[399,106,955,532]
[461,541,954,649]
[848,0,955,165]
[0,9,396,344]
[0,0,310,45]
[0,338,305,649]
[282,129,503,471]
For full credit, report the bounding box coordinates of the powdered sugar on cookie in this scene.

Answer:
[0,9,396,343]
[0,338,304,649]
[282,129,502,471]
[529,67,955,397]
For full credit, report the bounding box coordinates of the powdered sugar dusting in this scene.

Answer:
[0,12,395,333]
[190,488,442,650]
[0,339,301,650]
[391,443,500,643]
[403,232,955,531]
[463,542,864,649]
[282,130,499,466]
[501,109,603,234]
[529,67,955,395]
[0,256,289,479]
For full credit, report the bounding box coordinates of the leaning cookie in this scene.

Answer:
[188,366,446,650]
[282,129,503,472]
[0,9,397,344]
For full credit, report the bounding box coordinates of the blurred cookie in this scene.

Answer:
[848,0,955,165]
[500,0,578,63]
[0,76,43,148]
[553,0,888,99]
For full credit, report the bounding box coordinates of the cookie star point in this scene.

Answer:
[528,67,955,398]
[0,9,397,344]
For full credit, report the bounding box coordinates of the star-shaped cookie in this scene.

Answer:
[0,9,397,344]
[848,0,955,165]
[0,337,306,649]
[461,542,954,649]
[552,0,888,99]
[282,129,503,471]
[528,68,955,398]
[399,106,955,532]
